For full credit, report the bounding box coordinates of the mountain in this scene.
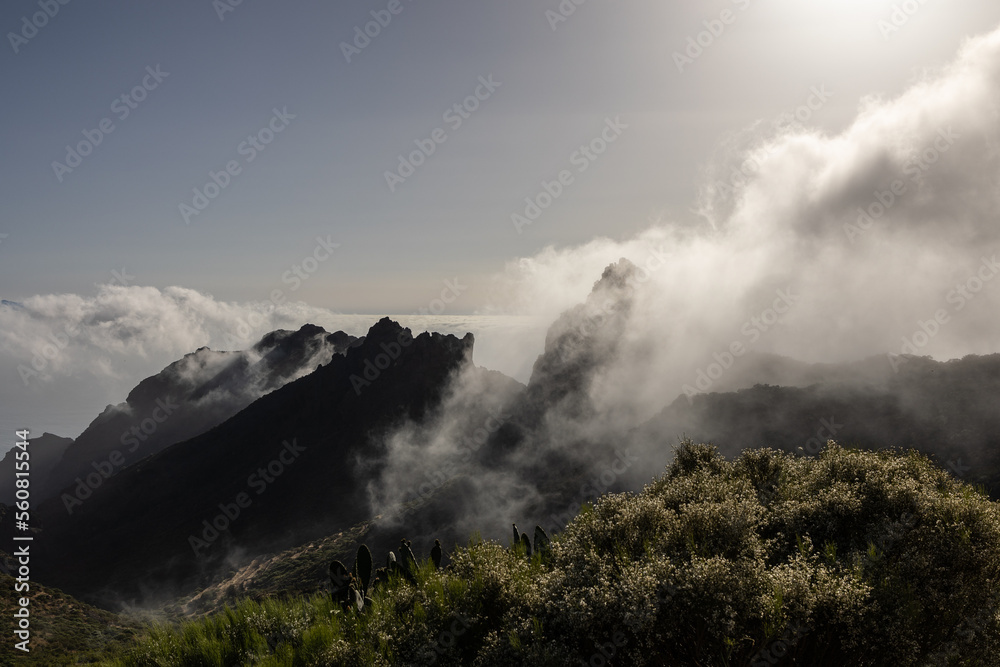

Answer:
[469,258,654,524]
[0,433,73,505]
[33,318,513,604]
[632,354,1000,496]
[41,324,361,506]
[26,261,1000,618]
[0,299,24,310]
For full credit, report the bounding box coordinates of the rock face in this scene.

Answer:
[522,258,638,422]
[34,319,476,604]
[489,259,639,458]
[430,259,647,540]
[0,433,73,505]
[43,324,361,504]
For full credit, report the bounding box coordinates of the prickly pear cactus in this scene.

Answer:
[330,560,358,612]
[330,560,351,595]
[534,525,551,555]
[355,544,374,596]
[431,539,443,570]
[400,539,417,573]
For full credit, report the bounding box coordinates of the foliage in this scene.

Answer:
[100,442,1000,666]
[0,572,141,666]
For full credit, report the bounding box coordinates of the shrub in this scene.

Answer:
[101,442,1000,666]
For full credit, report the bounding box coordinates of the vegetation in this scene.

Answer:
[0,572,141,665]
[99,442,1000,666]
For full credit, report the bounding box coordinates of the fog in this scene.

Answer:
[367,24,1000,541]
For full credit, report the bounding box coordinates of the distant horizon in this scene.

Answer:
[2,299,993,453]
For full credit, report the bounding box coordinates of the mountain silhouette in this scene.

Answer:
[41,324,361,505]
[34,318,487,604]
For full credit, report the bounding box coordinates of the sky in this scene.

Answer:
[2,0,1000,441]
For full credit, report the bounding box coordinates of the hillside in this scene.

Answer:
[0,572,141,665]
[0,432,72,505]
[32,319,520,604]
[96,442,1000,666]
[41,324,361,506]
[635,354,1000,497]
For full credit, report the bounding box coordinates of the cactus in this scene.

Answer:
[400,539,417,574]
[350,587,364,613]
[355,544,374,596]
[330,560,351,594]
[431,539,443,570]
[330,537,437,608]
[330,560,359,613]
[534,525,551,555]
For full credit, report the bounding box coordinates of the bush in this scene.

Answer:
[101,442,1000,666]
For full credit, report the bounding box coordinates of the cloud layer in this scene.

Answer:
[366,24,1000,542]
[488,24,1000,417]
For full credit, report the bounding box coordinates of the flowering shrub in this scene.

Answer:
[104,442,1000,666]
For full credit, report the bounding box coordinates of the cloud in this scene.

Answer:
[0,284,347,381]
[365,23,1000,540]
[489,24,1000,411]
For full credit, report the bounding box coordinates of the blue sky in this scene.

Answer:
[3,1,999,313]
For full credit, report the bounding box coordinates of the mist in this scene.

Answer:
[368,23,1000,542]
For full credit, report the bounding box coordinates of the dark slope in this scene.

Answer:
[34,319,478,604]
[43,324,360,505]
[0,432,73,504]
